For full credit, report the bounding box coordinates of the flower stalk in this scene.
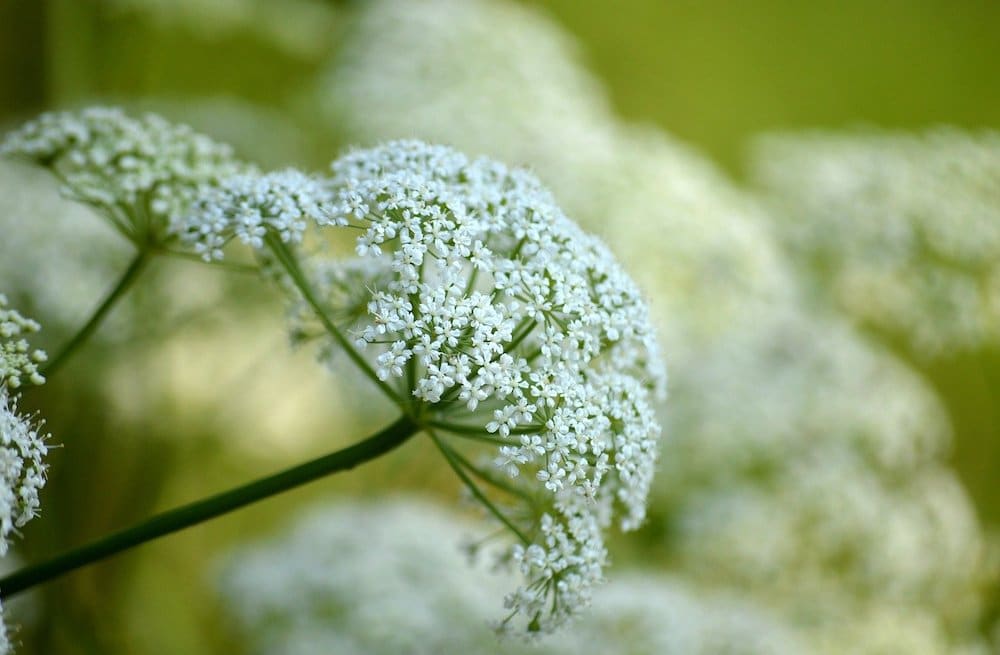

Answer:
[0,414,419,599]
[41,249,150,378]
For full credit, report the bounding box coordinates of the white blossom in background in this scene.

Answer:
[675,445,983,613]
[549,573,809,655]
[750,128,1000,355]
[605,139,992,648]
[659,306,950,489]
[595,130,796,347]
[182,140,665,633]
[1,107,250,246]
[217,498,810,655]
[218,499,512,655]
[315,0,622,208]
[561,110,991,648]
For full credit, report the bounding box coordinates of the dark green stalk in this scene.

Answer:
[0,415,419,599]
[41,249,150,378]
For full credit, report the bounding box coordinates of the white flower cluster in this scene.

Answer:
[0,297,48,560]
[329,142,664,631]
[675,444,983,606]
[594,130,796,348]
[1,106,249,244]
[659,307,950,490]
[0,389,48,558]
[0,297,50,654]
[0,296,46,390]
[218,498,810,655]
[750,128,1000,354]
[181,140,665,632]
[176,169,337,260]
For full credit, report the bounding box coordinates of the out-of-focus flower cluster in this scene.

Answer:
[179,138,666,633]
[316,0,620,202]
[0,107,249,246]
[218,498,811,655]
[751,129,1000,355]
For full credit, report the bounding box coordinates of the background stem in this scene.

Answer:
[0,414,419,598]
[41,249,150,378]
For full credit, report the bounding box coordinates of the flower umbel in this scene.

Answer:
[175,169,338,261]
[182,140,666,633]
[1,106,249,246]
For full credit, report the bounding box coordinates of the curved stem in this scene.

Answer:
[428,430,529,544]
[265,236,403,405]
[41,249,150,378]
[0,415,419,599]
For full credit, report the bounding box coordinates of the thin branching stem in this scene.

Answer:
[265,235,404,406]
[429,429,530,544]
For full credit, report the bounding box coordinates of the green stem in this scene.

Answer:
[265,236,403,405]
[0,415,419,599]
[429,430,529,544]
[443,443,535,502]
[41,249,150,378]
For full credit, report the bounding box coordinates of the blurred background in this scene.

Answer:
[1,0,999,653]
